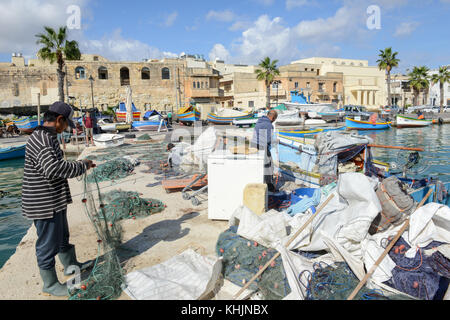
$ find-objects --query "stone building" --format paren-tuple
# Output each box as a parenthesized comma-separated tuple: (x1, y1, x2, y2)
(293, 57, 387, 110)
(215, 62, 344, 111)
(0, 53, 223, 117)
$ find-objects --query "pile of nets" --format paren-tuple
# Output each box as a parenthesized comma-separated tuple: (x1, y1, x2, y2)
(383, 237, 450, 300)
(101, 190, 166, 226)
(86, 158, 135, 183)
(216, 227, 291, 300)
(301, 262, 412, 300)
(137, 134, 152, 141)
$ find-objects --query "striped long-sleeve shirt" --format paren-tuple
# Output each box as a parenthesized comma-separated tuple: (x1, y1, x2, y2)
(22, 126, 88, 220)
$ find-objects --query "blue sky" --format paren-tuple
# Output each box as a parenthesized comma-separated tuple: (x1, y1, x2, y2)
(0, 0, 449, 72)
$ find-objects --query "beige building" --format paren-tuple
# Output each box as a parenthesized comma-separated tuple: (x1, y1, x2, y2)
(293, 57, 387, 110)
(0, 53, 222, 117)
(216, 61, 344, 110)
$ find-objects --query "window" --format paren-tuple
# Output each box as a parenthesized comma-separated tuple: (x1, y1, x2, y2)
(197, 81, 200, 89)
(201, 82, 204, 89)
(93, 56, 99, 61)
(98, 67, 108, 80)
(333, 82, 337, 93)
(295, 82, 299, 89)
(206, 81, 209, 89)
(141, 67, 150, 80)
(75, 66, 86, 80)
(12, 83, 19, 96)
(162, 67, 170, 80)
(306, 82, 310, 88)
(120, 67, 130, 86)
(305, 68, 308, 71)
(318, 83, 324, 92)
(272, 82, 279, 89)
(193, 82, 196, 88)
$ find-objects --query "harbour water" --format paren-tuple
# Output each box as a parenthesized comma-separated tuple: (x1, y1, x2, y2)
(0, 125, 449, 269)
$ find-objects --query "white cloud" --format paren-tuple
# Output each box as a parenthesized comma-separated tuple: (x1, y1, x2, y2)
(164, 11, 178, 27)
(231, 15, 300, 65)
(206, 10, 235, 22)
(286, 0, 315, 10)
(209, 44, 231, 62)
(394, 21, 420, 37)
(79, 29, 178, 61)
(0, 0, 88, 55)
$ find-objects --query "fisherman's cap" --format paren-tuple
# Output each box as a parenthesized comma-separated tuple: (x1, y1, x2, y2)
(49, 101, 75, 128)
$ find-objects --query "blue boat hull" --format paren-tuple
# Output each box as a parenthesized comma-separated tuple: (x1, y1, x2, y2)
(0, 145, 26, 161)
(132, 121, 166, 131)
(345, 118, 391, 130)
(410, 182, 450, 206)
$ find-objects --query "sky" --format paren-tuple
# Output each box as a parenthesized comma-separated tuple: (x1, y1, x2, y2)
(0, 0, 449, 73)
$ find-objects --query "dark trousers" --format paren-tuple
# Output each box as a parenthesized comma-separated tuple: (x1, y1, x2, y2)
(34, 209, 72, 270)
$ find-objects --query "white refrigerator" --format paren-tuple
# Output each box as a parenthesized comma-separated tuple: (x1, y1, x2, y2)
(208, 149, 266, 221)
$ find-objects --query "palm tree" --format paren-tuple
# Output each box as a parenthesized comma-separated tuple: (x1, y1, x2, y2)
(377, 47, 400, 106)
(431, 66, 450, 113)
(35, 26, 81, 102)
(408, 66, 430, 106)
(255, 57, 280, 109)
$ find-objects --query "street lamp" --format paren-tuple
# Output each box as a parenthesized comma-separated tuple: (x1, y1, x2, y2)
(89, 75, 95, 110)
(273, 80, 281, 107)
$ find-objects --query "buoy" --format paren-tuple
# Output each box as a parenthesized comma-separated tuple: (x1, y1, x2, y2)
(413, 281, 419, 289)
(219, 248, 224, 254)
(81, 285, 87, 291)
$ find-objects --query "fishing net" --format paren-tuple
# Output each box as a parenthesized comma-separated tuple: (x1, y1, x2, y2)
(216, 227, 291, 300)
(69, 173, 125, 300)
(300, 261, 413, 300)
(69, 151, 167, 300)
(137, 134, 152, 141)
(86, 158, 136, 183)
(101, 190, 166, 228)
(382, 237, 450, 300)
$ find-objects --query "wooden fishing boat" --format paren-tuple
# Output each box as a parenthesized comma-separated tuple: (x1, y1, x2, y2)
(93, 134, 125, 148)
(177, 106, 201, 124)
(396, 115, 433, 128)
(0, 144, 26, 161)
(345, 117, 391, 130)
(207, 109, 252, 125)
(116, 102, 141, 122)
(278, 129, 324, 139)
(132, 120, 166, 131)
(409, 181, 449, 206)
(13, 117, 43, 134)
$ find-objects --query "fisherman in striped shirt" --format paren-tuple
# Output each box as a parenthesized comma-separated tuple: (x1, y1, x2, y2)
(22, 101, 96, 297)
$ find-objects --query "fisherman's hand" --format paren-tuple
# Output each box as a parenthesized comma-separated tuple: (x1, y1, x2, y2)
(84, 160, 96, 170)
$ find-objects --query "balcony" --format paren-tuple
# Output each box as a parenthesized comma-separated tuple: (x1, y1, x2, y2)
(191, 88, 221, 98)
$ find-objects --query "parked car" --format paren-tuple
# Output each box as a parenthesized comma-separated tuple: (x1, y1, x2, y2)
(423, 106, 449, 113)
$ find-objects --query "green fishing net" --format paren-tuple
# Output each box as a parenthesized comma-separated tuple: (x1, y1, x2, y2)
(302, 262, 414, 300)
(86, 158, 135, 183)
(216, 227, 291, 300)
(137, 134, 152, 141)
(101, 190, 166, 226)
(69, 146, 167, 300)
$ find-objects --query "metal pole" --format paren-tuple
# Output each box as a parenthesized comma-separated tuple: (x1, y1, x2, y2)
(37, 93, 41, 125)
(65, 65, 69, 103)
(90, 79, 95, 109)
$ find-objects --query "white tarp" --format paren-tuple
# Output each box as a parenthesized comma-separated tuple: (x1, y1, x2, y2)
(181, 127, 218, 169)
(124, 249, 222, 300)
(230, 173, 381, 259)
